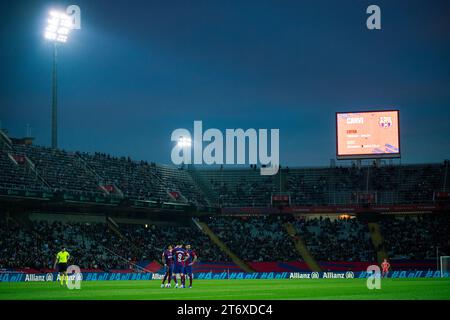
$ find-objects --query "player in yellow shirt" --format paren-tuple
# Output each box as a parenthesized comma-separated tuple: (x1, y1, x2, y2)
(53, 247, 70, 286)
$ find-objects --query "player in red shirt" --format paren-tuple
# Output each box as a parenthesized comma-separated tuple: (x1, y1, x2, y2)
(381, 258, 390, 278)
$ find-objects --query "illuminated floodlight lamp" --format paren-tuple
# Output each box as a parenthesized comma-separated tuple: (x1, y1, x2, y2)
(44, 10, 75, 149)
(177, 137, 192, 148)
(44, 10, 73, 43)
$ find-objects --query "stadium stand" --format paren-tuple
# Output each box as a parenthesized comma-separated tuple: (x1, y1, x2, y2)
(118, 222, 229, 262)
(0, 136, 449, 273)
(1, 213, 448, 272)
(292, 216, 376, 262)
(193, 168, 279, 207)
(0, 150, 46, 192)
(205, 215, 300, 262)
(79, 152, 167, 200)
(193, 163, 446, 207)
(379, 215, 450, 260)
(0, 218, 226, 271)
(0, 217, 137, 271)
(10, 144, 104, 196)
(0, 138, 209, 204)
(1, 138, 447, 207)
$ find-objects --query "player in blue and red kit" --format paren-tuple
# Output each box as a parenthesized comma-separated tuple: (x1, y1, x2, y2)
(173, 243, 189, 288)
(184, 244, 197, 288)
(161, 245, 174, 288)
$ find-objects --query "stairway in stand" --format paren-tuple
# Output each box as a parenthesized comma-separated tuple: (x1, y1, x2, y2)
(197, 221, 255, 273)
(284, 222, 322, 272)
(368, 222, 388, 264)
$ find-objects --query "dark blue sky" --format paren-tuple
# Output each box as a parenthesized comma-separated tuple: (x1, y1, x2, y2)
(1, 0, 449, 166)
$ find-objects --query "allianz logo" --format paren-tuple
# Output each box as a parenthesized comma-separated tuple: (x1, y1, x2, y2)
(323, 271, 354, 279)
(152, 273, 164, 280)
(25, 273, 54, 282)
(289, 271, 355, 279)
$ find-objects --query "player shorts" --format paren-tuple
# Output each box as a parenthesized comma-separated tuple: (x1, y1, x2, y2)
(173, 264, 184, 274)
(184, 265, 192, 275)
(165, 264, 174, 274)
(58, 263, 68, 272)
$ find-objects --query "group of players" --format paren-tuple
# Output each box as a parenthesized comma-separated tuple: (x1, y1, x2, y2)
(52, 244, 198, 288)
(53, 246, 389, 289)
(161, 244, 197, 288)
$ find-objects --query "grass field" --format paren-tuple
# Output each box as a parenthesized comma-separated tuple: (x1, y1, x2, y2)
(0, 278, 449, 300)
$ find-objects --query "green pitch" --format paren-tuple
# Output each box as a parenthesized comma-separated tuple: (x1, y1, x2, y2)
(0, 279, 449, 300)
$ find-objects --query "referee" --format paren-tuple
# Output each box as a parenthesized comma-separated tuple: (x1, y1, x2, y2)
(53, 247, 70, 286)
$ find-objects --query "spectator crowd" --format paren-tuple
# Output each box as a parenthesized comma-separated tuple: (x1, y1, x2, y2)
(0, 218, 226, 271)
(205, 215, 299, 262)
(1, 213, 449, 271)
(379, 215, 450, 260)
(292, 216, 376, 262)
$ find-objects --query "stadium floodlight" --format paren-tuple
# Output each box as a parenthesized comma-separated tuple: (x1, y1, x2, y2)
(44, 10, 73, 149)
(178, 137, 192, 148)
(44, 10, 72, 43)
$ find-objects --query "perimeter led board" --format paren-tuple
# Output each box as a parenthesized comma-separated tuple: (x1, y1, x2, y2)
(336, 110, 400, 160)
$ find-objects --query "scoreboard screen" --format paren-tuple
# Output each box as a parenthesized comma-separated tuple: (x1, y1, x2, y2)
(336, 110, 400, 159)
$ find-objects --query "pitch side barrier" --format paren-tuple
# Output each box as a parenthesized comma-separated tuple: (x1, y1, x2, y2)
(0, 271, 448, 283)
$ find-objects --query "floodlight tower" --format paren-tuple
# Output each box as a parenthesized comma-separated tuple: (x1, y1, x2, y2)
(44, 10, 72, 149)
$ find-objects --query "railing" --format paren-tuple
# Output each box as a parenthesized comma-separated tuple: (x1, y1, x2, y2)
(218, 190, 439, 207)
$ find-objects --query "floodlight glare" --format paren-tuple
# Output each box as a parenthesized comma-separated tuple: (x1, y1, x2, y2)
(44, 32, 56, 40)
(44, 10, 73, 43)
